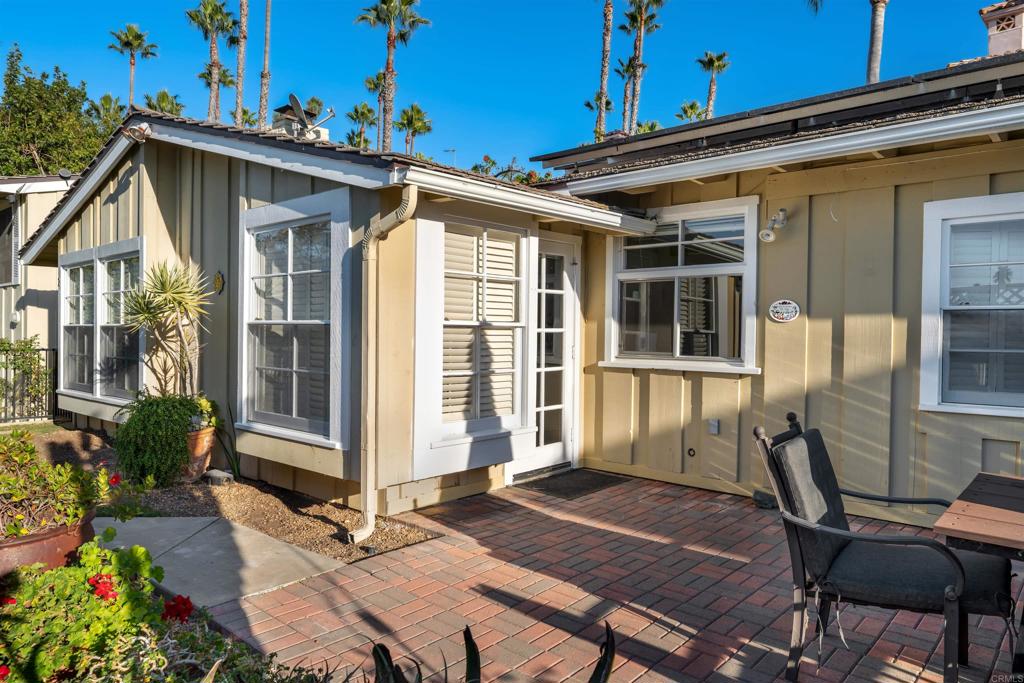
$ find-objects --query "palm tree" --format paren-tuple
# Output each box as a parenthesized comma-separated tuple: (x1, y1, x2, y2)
(258, 0, 272, 128)
(305, 96, 324, 117)
(594, 0, 614, 142)
(619, 0, 663, 134)
(675, 100, 704, 123)
(394, 103, 431, 155)
(143, 90, 185, 116)
(87, 94, 126, 137)
(346, 129, 371, 148)
(346, 102, 377, 149)
(355, 0, 430, 152)
(697, 50, 729, 119)
(614, 57, 637, 133)
(808, 0, 888, 84)
(199, 63, 236, 111)
(234, 0, 249, 128)
(365, 71, 386, 150)
(584, 91, 613, 140)
(187, 0, 238, 121)
(635, 120, 661, 133)
(231, 107, 257, 127)
(108, 24, 157, 107)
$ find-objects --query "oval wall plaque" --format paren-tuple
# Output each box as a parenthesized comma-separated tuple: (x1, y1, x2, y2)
(768, 299, 800, 323)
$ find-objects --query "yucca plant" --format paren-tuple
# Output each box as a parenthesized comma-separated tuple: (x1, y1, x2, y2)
(123, 263, 211, 397)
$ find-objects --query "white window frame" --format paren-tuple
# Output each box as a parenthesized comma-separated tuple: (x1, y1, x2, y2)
(0, 197, 20, 288)
(57, 237, 145, 405)
(602, 195, 760, 374)
(236, 187, 350, 450)
(921, 192, 1024, 418)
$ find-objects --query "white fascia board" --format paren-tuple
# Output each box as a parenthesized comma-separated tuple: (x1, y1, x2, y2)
(564, 99, 1024, 194)
(0, 180, 72, 195)
(22, 134, 135, 264)
(401, 166, 655, 235)
(148, 124, 397, 189)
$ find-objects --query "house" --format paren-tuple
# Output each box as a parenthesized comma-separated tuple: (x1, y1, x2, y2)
(20, 1, 1024, 530)
(0, 175, 71, 347)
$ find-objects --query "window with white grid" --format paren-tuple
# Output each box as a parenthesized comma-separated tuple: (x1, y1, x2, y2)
(63, 264, 94, 393)
(100, 256, 140, 398)
(442, 225, 521, 423)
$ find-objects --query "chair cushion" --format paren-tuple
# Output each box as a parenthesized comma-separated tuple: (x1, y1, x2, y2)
(772, 429, 850, 579)
(823, 540, 1013, 616)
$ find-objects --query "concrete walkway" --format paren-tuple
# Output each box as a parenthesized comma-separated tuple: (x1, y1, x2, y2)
(95, 517, 345, 607)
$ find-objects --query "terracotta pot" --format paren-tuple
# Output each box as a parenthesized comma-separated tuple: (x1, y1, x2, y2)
(182, 426, 216, 483)
(0, 511, 96, 577)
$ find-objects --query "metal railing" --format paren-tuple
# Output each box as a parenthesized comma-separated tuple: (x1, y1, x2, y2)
(0, 348, 61, 423)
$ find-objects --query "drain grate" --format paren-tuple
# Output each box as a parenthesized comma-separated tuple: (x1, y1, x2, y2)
(515, 468, 627, 500)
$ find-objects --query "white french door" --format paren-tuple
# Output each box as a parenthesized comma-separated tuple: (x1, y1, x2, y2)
(507, 237, 580, 482)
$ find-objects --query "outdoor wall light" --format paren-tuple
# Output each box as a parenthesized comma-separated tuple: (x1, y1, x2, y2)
(120, 122, 152, 143)
(759, 208, 788, 243)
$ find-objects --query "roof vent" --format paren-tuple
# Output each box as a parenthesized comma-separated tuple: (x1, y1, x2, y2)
(980, 0, 1024, 56)
(270, 93, 335, 141)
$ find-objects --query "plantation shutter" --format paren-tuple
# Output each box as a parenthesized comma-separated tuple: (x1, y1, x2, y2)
(441, 225, 521, 422)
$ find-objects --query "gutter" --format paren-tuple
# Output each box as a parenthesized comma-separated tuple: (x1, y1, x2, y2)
(348, 184, 419, 545)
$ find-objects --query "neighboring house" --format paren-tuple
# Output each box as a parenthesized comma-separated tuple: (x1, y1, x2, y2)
(20, 2, 1024, 526)
(0, 175, 71, 348)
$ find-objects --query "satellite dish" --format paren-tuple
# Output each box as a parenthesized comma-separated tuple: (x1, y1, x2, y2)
(288, 93, 310, 128)
(57, 169, 73, 181)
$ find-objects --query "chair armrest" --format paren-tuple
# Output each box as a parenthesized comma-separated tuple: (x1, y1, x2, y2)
(779, 510, 965, 598)
(839, 488, 952, 508)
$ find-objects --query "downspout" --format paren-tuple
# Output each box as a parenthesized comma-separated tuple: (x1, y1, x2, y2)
(348, 183, 418, 545)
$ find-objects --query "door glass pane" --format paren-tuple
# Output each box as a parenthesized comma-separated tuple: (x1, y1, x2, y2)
(542, 256, 563, 290)
(543, 293, 563, 329)
(542, 332, 563, 367)
(543, 370, 562, 408)
(542, 409, 562, 445)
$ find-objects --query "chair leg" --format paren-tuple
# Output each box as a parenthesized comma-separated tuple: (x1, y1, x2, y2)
(943, 598, 960, 683)
(786, 585, 807, 682)
(958, 609, 969, 666)
(816, 598, 832, 637)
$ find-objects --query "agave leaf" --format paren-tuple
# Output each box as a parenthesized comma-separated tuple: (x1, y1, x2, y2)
(200, 658, 225, 682)
(463, 626, 481, 683)
(587, 622, 616, 683)
(372, 642, 397, 683)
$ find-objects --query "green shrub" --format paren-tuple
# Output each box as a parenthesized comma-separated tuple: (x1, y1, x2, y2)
(115, 393, 215, 487)
(0, 531, 164, 682)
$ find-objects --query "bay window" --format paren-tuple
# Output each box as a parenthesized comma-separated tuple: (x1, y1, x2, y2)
(608, 196, 758, 371)
(442, 225, 522, 425)
(922, 193, 1024, 414)
(59, 238, 142, 399)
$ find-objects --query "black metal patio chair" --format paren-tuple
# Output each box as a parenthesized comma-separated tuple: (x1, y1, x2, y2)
(753, 413, 1014, 683)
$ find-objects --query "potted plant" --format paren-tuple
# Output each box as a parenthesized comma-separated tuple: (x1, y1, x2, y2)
(0, 431, 144, 576)
(120, 263, 221, 484)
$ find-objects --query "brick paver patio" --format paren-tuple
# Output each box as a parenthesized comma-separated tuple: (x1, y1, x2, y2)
(207, 475, 1020, 682)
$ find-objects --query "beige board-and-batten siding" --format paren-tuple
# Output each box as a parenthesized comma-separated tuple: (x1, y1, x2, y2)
(0, 191, 61, 347)
(581, 139, 1024, 525)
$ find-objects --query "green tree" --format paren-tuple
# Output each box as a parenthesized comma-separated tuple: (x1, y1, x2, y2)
(86, 93, 126, 138)
(187, 0, 238, 121)
(199, 63, 235, 91)
(696, 50, 729, 119)
(471, 155, 552, 185)
(635, 119, 661, 133)
(346, 102, 377, 149)
(365, 71, 386, 150)
(584, 91, 613, 141)
(305, 96, 324, 117)
(675, 100, 704, 123)
(345, 129, 370, 148)
(808, 0, 888, 84)
(144, 89, 185, 116)
(394, 103, 431, 155)
(594, 0, 614, 142)
(231, 106, 257, 127)
(0, 46, 103, 175)
(108, 24, 157, 107)
(619, 0, 663, 134)
(356, 0, 430, 152)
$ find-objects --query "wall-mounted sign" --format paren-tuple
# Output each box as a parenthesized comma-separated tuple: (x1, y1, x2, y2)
(768, 299, 800, 323)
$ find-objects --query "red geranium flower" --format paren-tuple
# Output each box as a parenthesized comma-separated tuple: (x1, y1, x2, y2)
(0, 664, 10, 679)
(1, 597, 15, 606)
(161, 594, 194, 623)
(108, 473, 122, 486)
(88, 574, 117, 601)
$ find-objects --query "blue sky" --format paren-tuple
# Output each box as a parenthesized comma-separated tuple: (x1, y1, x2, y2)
(2, 0, 989, 170)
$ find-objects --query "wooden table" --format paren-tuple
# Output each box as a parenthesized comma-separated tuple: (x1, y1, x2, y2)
(934, 472, 1024, 673)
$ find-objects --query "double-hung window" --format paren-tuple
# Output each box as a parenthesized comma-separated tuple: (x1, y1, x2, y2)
(59, 238, 142, 399)
(442, 225, 522, 426)
(609, 196, 758, 371)
(922, 193, 1024, 414)
(247, 221, 332, 436)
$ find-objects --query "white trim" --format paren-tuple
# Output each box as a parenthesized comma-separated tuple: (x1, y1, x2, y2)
(564, 100, 1024, 194)
(22, 135, 134, 264)
(598, 359, 762, 374)
(147, 123, 396, 190)
(238, 186, 351, 450)
(234, 421, 343, 450)
(56, 389, 131, 409)
(920, 191, 1024, 414)
(605, 196, 759, 372)
(402, 165, 655, 235)
(0, 180, 73, 195)
(430, 426, 537, 449)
